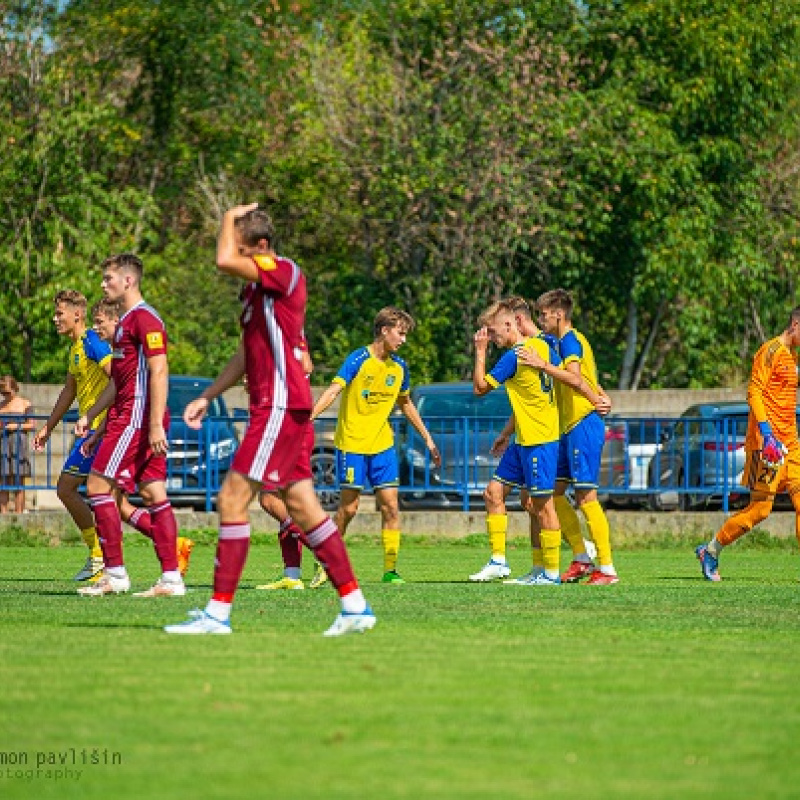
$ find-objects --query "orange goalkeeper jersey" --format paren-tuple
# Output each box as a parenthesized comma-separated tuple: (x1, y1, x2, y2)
(745, 337, 799, 451)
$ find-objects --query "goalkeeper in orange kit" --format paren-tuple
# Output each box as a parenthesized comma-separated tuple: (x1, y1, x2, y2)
(696, 308, 800, 580)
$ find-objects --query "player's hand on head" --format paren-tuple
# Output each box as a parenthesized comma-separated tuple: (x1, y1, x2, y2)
(226, 203, 259, 219)
(184, 397, 209, 430)
(474, 327, 489, 350)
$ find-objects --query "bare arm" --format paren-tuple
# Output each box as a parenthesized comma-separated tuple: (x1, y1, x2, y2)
(396, 394, 442, 467)
(184, 342, 246, 430)
(75, 379, 116, 436)
(490, 415, 516, 457)
(472, 327, 493, 396)
(311, 382, 343, 421)
(34, 375, 78, 449)
(147, 352, 169, 456)
(216, 203, 261, 282)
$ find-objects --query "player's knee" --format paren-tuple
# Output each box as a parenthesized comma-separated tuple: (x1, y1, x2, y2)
(483, 482, 504, 510)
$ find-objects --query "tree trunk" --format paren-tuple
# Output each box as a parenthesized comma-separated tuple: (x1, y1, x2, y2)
(631, 299, 666, 390)
(618, 296, 637, 389)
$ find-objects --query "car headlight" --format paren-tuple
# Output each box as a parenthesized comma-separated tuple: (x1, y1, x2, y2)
(210, 439, 236, 460)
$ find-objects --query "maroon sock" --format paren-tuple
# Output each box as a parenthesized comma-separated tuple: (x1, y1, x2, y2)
(278, 518, 303, 570)
(212, 522, 251, 601)
(303, 517, 358, 596)
(89, 493, 124, 568)
(127, 507, 154, 540)
(149, 501, 179, 573)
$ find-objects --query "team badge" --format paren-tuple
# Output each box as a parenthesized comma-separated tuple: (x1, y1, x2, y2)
(254, 255, 277, 272)
(385, 375, 396, 386)
(146, 331, 164, 349)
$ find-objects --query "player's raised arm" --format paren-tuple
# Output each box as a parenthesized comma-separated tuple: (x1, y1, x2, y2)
(473, 327, 493, 396)
(216, 203, 261, 281)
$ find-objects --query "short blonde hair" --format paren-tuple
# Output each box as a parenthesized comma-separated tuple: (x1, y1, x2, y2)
(373, 307, 415, 339)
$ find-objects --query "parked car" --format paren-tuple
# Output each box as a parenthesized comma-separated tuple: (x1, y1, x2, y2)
(647, 402, 751, 511)
(605, 417, 673, 508)
(164, 375, 242, 508)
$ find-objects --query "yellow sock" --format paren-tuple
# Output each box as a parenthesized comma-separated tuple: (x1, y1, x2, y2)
(382, 529, 401, 573)
(582, 500, 613, 567)
(81, 527, 102, 559)
(554, 495, 586, 558)
(486, 514, 507, 561)
(540, 528, 561, 577)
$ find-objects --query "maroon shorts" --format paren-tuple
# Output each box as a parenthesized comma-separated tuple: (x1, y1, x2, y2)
(233, 407, 313, 489)
(91, 413, 167, 489)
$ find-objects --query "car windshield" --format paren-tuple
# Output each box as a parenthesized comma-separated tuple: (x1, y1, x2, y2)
(168, 384, 223, 417)
(417, 389, 511, 418)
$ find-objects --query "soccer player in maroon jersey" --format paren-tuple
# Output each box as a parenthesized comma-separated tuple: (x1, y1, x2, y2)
(75, 254, 185, 598)
(165, 204, 376, 636)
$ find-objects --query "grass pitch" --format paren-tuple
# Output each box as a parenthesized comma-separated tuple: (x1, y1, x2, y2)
(1, 535, 800, 799)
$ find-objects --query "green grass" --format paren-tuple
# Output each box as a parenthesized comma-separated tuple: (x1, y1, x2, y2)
(2, 537, 800, 799)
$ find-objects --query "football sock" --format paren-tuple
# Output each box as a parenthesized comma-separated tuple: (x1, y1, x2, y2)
(382, 528, 401, 572)
(162, 570, 181, 582)
(127, 507, 154, 539)
(278, 517, 303, 570)
(303, 517, 359, 594)
(706, 536, 722, 557)
(486, 514, 507, 562)
(716, 499, 773, 546)
(554, 495, 587, 558)
(106, 565, 128, 579)
(582, 500, 613, 568)
(81, 526, 103, 559)
(540, 528, 561, 579)
(340, 588, 367, 614)
(150, 501, 179, 573)
(206, 599, 232, 622)
(88, 493, 124, 568)
(212, 522, 251, 602)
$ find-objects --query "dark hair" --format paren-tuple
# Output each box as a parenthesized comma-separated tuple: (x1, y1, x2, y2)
(91, 297, 122, 320)
(234, 209, 275, 248)
(373, 307, 415, 339)
(536, 288, 573, 321)
(0, 375, 19, 394)
(101, 253, 144, 283)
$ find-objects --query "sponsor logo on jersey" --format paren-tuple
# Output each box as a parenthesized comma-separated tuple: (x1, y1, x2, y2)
(254, 255, 277, 272)
(146, 331, 164, 349)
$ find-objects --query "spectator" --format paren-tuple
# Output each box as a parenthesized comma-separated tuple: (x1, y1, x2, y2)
(0, 375, 34, 514)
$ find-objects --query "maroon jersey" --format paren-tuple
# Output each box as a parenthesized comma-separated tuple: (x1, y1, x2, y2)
(240, 254, 312, 411)
(110, 301, 169, 426)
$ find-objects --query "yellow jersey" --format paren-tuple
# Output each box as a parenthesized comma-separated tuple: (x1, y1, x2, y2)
(485, 336, 559, 446)
(332, 346, 410, 454)
(68, 329, 112, 424)
(554, 328, 600, 435)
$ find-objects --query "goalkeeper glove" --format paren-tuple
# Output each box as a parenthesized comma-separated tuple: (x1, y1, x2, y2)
(758, 421, 788, 467)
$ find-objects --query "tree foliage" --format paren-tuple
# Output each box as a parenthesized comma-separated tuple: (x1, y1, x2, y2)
(1, 0, 799, 388)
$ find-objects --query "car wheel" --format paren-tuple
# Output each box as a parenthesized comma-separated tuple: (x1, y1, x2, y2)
(311, 449, 339, 511)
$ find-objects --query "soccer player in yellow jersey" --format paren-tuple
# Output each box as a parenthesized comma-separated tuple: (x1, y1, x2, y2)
(33, 290, 112, 581)
(696, 308, 800, 581)
(311, 307, 441, 584)
(473, 299, 608, 584)
(532, 289, 619, 585)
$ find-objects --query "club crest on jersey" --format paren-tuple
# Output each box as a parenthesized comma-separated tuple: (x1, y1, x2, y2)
(146, 331, 164, 349)
(254, 255, 277, 272)
(385, 375, 396, 386)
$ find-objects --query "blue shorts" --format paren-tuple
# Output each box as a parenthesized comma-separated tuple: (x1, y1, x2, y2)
(335, 447, 399, 491)
(62, 433, 98, 479)
(557, 412, 605, 489)
(494, 441, 558, 496)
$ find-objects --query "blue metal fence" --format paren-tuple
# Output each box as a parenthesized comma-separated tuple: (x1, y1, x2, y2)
(3, 412, 760, 513)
